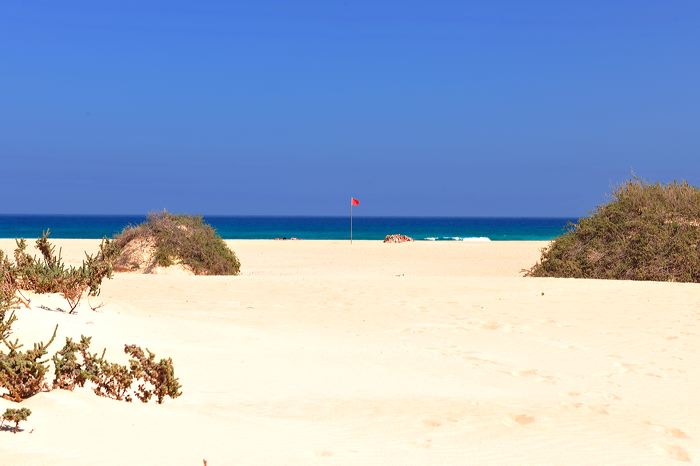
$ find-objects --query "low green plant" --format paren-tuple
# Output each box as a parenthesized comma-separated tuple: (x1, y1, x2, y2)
(126, 345, 182, 403)
(0, 310, 17, 344)
(0, 250, 21, 314)
(52, 335, 102, 390)
(52, 335, 182, 404)
(0, 235, 181, 406)
(0, 321, 57, 401)
(1, 407, 31, 433)
(527, 179, 700, 282)
(11, 231, 114, 313)
(91, 358, 136, 402)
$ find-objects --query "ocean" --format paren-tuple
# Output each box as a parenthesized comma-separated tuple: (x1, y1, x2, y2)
(0, 215, 575, 241)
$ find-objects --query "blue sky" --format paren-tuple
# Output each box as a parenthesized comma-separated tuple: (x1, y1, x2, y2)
(1, 1, 698, 216)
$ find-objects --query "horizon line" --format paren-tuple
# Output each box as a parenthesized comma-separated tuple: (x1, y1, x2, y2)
(0, 213, 580, 219)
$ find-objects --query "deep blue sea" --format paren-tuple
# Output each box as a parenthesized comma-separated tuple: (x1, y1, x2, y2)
(0, 216, 575, 241)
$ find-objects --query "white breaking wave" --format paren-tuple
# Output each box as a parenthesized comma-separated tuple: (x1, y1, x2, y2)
(422, 236, 491, 242)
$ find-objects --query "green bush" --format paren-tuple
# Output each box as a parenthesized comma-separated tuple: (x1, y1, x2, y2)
(110, 212, 240, 275)
(527, 179, 700, 282)
(0, 313, 182, 403)
(52, 335, 101, 390)
(0, 234, 182, 405)
(0, 251, 21, 313)
(126, 344, 182, 403)
(91, 358, 136, 402)
(52, 334, 182, 404)
(10, 231, 114, 313)
(0, 322, 57, 401)
(1, 407, 31, 433)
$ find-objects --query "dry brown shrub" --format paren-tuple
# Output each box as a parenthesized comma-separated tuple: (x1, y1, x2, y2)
(527, 179, 700, 282)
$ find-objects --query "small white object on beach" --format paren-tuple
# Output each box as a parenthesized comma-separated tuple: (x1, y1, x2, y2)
(422, 236, 491, 242)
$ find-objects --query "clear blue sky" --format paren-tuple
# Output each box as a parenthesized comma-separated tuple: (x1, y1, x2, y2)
(1, 1, 698, 216)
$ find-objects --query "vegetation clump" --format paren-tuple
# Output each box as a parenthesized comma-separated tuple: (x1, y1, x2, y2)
(0, 312, 181, 404)
(0, 318, 57, 401)
(125, 345, 182, 403)
(1, 250, 24, 310)
(52, 335, 182, 404)
(90, 357, 136, 402)
(1, 407, 31, 433)
(51, 335, 100, 390)
(4, 231, 114, 313)
(527, 180, 700, 282)
(0, 233, 180, 425)
(108, 212, 240, 275)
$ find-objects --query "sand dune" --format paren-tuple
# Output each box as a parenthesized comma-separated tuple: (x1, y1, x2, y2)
(1, 240, 698, 464)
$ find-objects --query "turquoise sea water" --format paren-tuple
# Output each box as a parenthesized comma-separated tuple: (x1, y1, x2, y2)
(0, 216, 575, 241)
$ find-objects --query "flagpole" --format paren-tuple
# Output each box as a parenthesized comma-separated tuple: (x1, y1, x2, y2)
(350, 197, 353, 244)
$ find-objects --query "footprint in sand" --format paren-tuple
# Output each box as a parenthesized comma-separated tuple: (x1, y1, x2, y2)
(587, 404, 609, 415)
(511, 414, 536, 425)
(648, 423, 690, 440)
(482, 321, 501, 330)
(648, 422, 692, 462)
(654, 444, 691, 462)
(423, 418, 442, 428)
(613, 361, 638, 374)
(422, 416, 460, 429)
(511, 368, 557, 384)
(411, 438, 433, 449)
(481, 321, 514, 333)
(666, 427, 690, 439)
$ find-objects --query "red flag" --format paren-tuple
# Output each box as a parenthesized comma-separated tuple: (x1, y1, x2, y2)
(351, 197, 360, 206)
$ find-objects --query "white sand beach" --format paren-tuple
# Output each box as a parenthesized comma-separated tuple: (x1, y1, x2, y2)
(1, 239, 698, 465)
